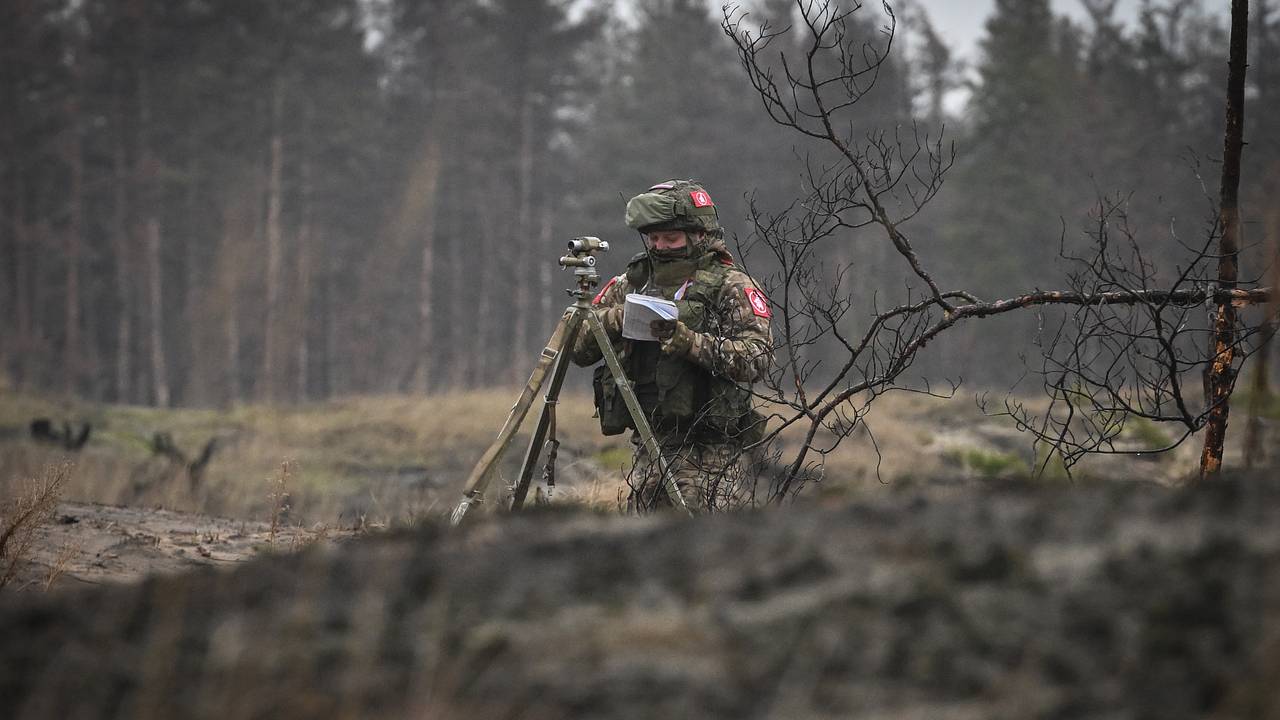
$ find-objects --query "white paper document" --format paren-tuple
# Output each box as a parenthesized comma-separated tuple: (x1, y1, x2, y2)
(622, 293, 679, 340)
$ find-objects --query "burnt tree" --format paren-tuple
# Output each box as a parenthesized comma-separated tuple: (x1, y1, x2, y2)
(721, 0, 1274, 500)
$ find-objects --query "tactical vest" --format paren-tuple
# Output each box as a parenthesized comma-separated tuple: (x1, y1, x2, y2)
(592, 252, 759, 442)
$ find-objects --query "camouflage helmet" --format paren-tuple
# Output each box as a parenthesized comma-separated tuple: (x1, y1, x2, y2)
(624, 179, 722, 238)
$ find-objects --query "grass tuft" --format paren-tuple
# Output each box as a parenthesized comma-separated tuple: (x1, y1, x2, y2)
(945, 447, 1028, 479)
(1123, 417, 1171, 452)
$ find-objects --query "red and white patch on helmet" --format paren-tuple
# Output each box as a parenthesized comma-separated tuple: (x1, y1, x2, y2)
(689, 190, 714, 207)
(593, 276, 618, 305)
(744, 286, 771, 318)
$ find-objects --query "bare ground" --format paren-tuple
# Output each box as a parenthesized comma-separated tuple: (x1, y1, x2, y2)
(7, 500, 361, 592)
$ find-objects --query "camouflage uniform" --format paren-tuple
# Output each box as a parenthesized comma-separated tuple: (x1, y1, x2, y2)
(571, 180, 773, 512)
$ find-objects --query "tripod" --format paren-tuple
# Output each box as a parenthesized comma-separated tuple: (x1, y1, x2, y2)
(450, 238, 690, 526)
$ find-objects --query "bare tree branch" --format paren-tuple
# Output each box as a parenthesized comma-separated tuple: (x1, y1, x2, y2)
(719, 0, 1272, 502)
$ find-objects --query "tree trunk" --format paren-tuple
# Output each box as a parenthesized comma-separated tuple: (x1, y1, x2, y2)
(1242, 2, 1279, 469)
(323, 230, 339, 399)
(1198, 0, 1250, 480)
(509, 92, 537, 385)
(218, 200, 244, 405)
(294, 104, 316, 402)
(1243, 182, 1279, 468)
(445, 183, 469, 390)
(261, 75, 285, 403)
(145, 217, 169, 407)
(111, 77, 134, 404)
(63, 89, 84, 398)
(13, 177, 32, 392)
(409, 131, 443, 395)
(226, 268, 242, 406)
(0, 172, 9, 387)
(136, 24, 169, 407)
(3, 0, 32, 391)
(473, 173, 504, 387)
(538, 204, 554, 336)
(295, 232, 312, 403)
(175, 155, 201, 405)
(296, 232, 313, 403)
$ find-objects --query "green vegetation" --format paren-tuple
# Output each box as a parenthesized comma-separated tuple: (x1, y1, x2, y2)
(595, 446, 634, 473)
(1234, 388, 1280, 421)
(1123, 417, 1171, 452)
(945, 447, 1029, 479)
(1030, 445, 1072, 482)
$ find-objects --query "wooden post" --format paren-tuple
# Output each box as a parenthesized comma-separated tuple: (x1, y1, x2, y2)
(1198, 0, 1250, 480)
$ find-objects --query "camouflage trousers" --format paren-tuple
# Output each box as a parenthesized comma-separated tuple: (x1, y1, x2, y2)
(627, 434, 749, 513)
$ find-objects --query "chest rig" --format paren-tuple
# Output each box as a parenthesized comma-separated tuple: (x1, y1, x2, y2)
(592, 252, 756, 441)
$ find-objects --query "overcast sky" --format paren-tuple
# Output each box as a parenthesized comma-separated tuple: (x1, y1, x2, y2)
(910, 0, 1149, 63)
(904, 0, 1230, 113)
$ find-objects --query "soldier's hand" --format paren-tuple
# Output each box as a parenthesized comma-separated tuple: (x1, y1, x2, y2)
(657, 320, 696, 357)
(599, 306, 625, 339)
(650, 319, 677, 340)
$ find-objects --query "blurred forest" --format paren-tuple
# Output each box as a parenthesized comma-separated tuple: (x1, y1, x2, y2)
(1, 0, 1276, 408)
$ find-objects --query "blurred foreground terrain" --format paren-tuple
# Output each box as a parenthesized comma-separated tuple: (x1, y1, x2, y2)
(1, 391, 1278, 718)
(3, 473, 1279, 719)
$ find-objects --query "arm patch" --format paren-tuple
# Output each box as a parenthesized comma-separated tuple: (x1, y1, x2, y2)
(744, 287, 771, 318)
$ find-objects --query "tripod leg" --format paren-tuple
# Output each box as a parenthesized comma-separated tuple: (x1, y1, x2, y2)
(451, 311, 576, 526)
(585, 311, 692, 516)
(510, 309, 584, 510)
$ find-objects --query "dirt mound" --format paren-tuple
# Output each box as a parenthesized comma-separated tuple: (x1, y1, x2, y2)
(2, 474, 1279, 719)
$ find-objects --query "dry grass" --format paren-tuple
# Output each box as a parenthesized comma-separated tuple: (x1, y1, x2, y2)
(0, 462, 72, 591)
(0, 390, 620, 527)
(41, 538, 81, 592)
(551, 471, 631, 513)
(0, 387, 1217, 533)
(758, 389, 1207, 498)
(267, 459, 294, 545)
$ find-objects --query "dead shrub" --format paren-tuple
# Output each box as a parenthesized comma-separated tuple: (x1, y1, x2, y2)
(0, 462, 72, 591)
(268, 459, 294, 545)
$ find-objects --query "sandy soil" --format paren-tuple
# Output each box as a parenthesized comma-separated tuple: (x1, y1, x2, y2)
(8, 501, 360, 592)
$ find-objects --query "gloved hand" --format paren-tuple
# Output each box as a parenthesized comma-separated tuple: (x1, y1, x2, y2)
(651, 319, 696, 357)
(598, 305, 625, 340)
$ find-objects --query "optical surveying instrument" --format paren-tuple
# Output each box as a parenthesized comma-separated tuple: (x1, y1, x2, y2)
(450, 237, 690, 525)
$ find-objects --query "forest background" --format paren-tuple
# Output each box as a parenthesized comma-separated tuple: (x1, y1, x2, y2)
(2, 0, 1276, 409)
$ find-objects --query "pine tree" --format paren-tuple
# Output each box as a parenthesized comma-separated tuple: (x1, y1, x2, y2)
(948, 0, 1081, 293)
(579, 0, 757, 228)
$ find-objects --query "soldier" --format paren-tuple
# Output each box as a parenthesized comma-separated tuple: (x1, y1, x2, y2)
(571, 180, 773, 511)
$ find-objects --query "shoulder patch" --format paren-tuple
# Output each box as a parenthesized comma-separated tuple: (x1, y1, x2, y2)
(593, 276, 618, 305)
(744, 286, 771, 318)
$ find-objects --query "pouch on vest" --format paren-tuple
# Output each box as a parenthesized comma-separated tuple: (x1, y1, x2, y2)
(647, 297, 706, 425)
(700, 380, 754, 435)
(735, 408, 768, 446)
(654, 359, 697, 423)
(592, 364, 630, 436)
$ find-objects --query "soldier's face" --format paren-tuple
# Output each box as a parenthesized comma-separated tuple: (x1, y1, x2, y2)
(647, 230, 692, 251)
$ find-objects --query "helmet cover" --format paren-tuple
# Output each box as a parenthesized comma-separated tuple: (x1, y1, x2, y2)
(624, 180, 721, 237)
